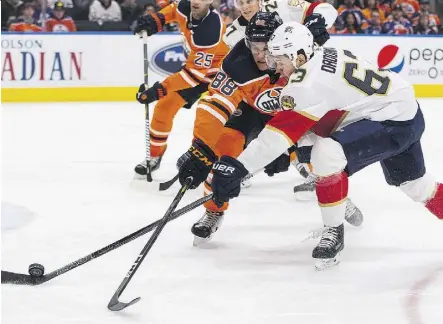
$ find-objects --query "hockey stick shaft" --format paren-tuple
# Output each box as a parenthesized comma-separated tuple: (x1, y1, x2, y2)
(143, 31, 152, 182)
(108, 177, 194, 311)
(1, 194, 212, 286)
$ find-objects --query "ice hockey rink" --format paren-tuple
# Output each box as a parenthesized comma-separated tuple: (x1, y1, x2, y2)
(2, 99, 443, 324)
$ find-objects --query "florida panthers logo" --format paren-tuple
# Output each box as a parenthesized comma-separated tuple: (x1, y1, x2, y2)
(254, 88, 283, 113)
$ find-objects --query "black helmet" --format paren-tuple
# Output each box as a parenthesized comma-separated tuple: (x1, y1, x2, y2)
(245, 11, 283, 45)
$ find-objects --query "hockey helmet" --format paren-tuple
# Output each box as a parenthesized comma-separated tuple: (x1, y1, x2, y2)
(245, 11, 283, 47)
(267, 22, 314, 69)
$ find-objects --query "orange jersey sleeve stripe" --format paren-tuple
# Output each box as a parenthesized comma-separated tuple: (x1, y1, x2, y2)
(200, 99, 232, 120)
(194, 107, 228, 148)
(161, 69, 198, 92)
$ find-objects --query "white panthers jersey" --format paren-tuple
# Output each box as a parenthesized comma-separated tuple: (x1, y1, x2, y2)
(223, 0, 337, 48)
(236, 47, 418, 173)
(282, 47, 417, 124)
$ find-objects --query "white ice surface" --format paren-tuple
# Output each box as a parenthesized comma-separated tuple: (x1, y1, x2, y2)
(1, 99, 443, 324)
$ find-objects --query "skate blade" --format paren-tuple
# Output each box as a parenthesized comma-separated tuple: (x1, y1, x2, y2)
(344, 201, 364, 227)
(314, 254, 341, 271)
(294, 190, 316, 201)
(241, 180, 252, 189)
(193, 235, 212, 247)
(345, 213, 363, 227)
(133, 173, 147, 180)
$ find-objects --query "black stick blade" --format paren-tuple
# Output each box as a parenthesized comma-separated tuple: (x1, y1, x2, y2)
(1, 270, 42, 285)
(108, 297, 141, 311)
(159, 174, 179, 191)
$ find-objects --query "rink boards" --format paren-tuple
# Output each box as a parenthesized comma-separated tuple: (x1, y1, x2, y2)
(1, 32, 442, 102)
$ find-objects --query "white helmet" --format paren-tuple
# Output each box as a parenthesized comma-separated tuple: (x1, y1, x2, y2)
(267, 22, 314, 68)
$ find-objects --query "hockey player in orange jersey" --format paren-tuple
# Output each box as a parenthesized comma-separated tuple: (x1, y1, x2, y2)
(133, 0, 229, 177)
(175, 11, 361, 245)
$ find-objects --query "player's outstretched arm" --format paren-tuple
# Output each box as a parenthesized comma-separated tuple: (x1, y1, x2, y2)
(132, 1, 178, 35)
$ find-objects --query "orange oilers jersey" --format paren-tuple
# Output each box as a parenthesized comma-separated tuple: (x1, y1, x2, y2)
(45, 17, 77, 32)
(159, 0, 229, 93)
(194, 40, 288, 148)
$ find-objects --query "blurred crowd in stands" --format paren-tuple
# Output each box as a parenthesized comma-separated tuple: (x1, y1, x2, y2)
(1, 0, 442, 34)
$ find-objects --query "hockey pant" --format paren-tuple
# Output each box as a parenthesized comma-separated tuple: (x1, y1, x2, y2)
(150, 82, 208, 157)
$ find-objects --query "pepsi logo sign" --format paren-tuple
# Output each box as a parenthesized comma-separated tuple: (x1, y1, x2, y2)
(377, 45, 405, 73)
(151, 43, 187, 76)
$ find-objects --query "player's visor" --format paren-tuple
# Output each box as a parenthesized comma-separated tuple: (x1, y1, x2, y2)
(265, 54, 290, 70)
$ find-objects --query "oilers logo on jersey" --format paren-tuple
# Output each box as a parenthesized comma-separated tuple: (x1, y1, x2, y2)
(254, 87, 283, 113)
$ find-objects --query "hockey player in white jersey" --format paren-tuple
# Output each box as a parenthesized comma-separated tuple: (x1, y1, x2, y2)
(209, 22, 443, 270)
(224, 0, 338, 48)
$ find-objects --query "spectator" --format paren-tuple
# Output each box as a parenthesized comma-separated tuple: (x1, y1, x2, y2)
(45, 1, 76, 31)
(2, 1, 16, 30)
(30, 0, 53, 25)
(412, 0, 441, 27)
(414, 12, 438, 33)
(143, 3, 156, 15)
(382, 4, 413, 33)
(9, 3, 42, 31)
(338, 0, 363, 14)
(378, 0, 394, 15)
(219, 0, 235, 12)
(121, 0, 142, 23)
(393, 0, 420, 12)
(72, 0, 95, 20)
(362, 0, 386, 21)
(365, 8, 384, 33)
(400, 1, 417, 20)
(89, 0, 122, 22)
(221, 8, 234, 26)
(336, 11, 365, 33)
(336, 0, 367, 30)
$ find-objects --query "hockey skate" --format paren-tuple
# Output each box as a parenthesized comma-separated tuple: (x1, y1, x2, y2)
(133, 156, 163, 179)
(302, 198, 363, 242)
(345, 198, 363, 227)
(312, 223, 344, 270)
(292, 158, 310, 178)
(191, 210, 224, 246)
(293, 173, 316, 201)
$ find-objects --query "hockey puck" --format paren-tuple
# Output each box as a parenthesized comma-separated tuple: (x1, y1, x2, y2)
(28, 263, 45, 278)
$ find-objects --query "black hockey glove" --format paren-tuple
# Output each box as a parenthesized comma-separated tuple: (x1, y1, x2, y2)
(177, 139, 218, 189)
(211, 156, 249, 208)
(133, 13, 165, 36)
(303, 13, 330, 46)
(264, 145, 296, 177)
(136, 82, 167, 104)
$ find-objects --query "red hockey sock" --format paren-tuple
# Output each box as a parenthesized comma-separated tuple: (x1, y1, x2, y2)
(425, 183, 443, 220)
(316, 171, 349, 227)
(316, 171, 349, 206)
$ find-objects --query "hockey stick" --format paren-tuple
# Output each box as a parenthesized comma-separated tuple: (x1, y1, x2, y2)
(159, 173, 179, 191)
(107, 177, 193, 311)
(1, 194, 212, 286)
(142, 30, 153, 182)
